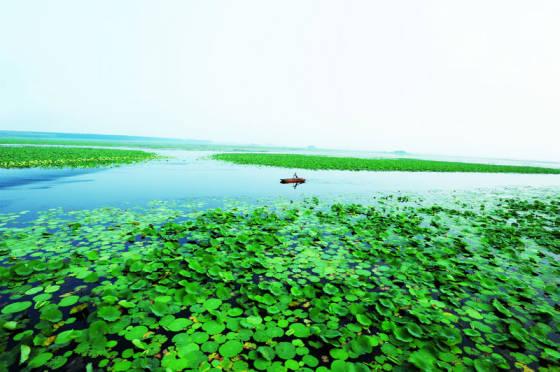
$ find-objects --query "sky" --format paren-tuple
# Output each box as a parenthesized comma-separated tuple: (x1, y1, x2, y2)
(1, 1, 559, 161)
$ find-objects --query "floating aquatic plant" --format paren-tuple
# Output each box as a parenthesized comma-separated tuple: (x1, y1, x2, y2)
(0, 192, 559, 371)
(213, 153, 560, 174)
(0, 146, 158, 169)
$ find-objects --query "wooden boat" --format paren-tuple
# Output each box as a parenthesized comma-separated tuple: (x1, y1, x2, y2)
(280, 177, 306, 184)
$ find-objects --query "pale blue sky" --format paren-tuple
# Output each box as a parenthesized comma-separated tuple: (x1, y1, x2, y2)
(1, 1, 559, 161)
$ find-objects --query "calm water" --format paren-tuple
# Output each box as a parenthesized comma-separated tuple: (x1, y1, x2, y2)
(1, 150, 560, 213)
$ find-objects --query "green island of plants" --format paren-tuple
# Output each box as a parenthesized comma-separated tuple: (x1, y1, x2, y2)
(0, 146, 158, 169)
(0, 191, 559, 371)
(212, 153, 560, 174)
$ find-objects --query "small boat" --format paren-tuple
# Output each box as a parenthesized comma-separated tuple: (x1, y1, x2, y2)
(280, 178, 306, 184)
(280, 173, 305, 186)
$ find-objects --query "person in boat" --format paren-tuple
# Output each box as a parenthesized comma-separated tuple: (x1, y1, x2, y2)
(293, 172, 299, 179)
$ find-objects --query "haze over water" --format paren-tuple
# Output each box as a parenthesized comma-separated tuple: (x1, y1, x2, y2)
(1, 1, 559, 161)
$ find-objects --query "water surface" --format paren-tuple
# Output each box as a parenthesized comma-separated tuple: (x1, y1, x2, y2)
(1, 150, 560, 213)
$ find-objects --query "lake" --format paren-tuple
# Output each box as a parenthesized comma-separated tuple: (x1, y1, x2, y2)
(1, 150, 560, 213)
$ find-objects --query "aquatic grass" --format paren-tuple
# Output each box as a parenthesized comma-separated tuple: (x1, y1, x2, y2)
(0, 146, 158, 169)
(0, 193, 559, 370)
(213, 153, 560, 174)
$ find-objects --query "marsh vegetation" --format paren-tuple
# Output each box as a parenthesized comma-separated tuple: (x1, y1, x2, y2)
(213, 154, 560, 174)
(1, 140, 559, 371)
(0, 192, 559, 371)
(0, 146, 157, 169)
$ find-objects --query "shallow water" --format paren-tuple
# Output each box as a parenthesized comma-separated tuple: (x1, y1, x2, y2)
(1, 150, 560, 213)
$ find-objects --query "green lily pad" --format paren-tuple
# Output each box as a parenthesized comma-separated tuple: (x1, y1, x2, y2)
(2, 301, 32, 314)
(28, 352, 53, 368)
(219, 340, 243, 358)
(20, 345, 31, 364)
(59, 295, 79, 307)
(40, 304, 63, 323)
(97, 306, 121, 322)
(275, 342, 296, 360)
(203, 298, 222, 311)
(330, 348, 349, 360)
(202, 321, 225, 335)
(289, 323, 310, 338)
(408, 348, 436, 370)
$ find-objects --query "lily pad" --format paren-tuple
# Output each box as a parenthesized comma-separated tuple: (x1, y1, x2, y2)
(2, 301, 32, 314)
(219, 340, 243, 358)
(97, 306, 121, 322)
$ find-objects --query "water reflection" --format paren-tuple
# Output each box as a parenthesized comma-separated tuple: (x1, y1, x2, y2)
(0, 168, 101, 189)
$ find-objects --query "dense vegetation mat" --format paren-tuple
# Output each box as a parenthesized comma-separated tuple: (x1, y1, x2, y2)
(0, 146, 157, 168)
(0, 193, 559, 371)
(213, 153, 560, 174)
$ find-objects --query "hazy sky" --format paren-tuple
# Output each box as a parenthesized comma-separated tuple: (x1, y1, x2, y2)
(1, 1, 559, 161)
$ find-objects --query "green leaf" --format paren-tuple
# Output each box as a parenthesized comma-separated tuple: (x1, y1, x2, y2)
(406, 323, 423, 337)
(97, 306, 121, 321)
(45, 285, 60, 293)
(86, 251, 99, 260)
(356, 314, 372, 326)
(118, 300, 135, 309)
(59, 295, 79, 307)
(245, 315, 263, 328)
(228, 308, 243, 317)
(167, 318, 191, 332)
(258, 346, 275, 361)
(408, 348, 436, 370)
(28, 352, 53, 368)
(155, 295, 172, 303)
(55, 330, 76, 344)
(394, 327, 413, 343)
(330, 348, 349, 360)
(439, 327, 462, 346)
(150, 301, 169, 316)
(3, 321, 18, 330)
(509, 321, 529, 343)
(14, 263, 33, 276)
(132, 339, 148, 350)
(113, 360, 132, 371)
(289, 323, 310, 338)
(349, 335, 373, 356)
(474, 358, 494, 372)
(203, 298, 222, 311)
(323, 283, 339, 295)
(285, 359, 299, 370)
(492, 299, 512, 317)
(303, 355, 319, 367)
(219, 340, 243, 358)
(2, 301, 32, 314)
(25, 286, 43, 295)
(330, 360, 350, 372)
(202, 320, 225, 335)
(275, 342, 296, 360)
(20, 345, 31, 365)
(543, 348, 560, 361)
(40, 304, 63, 323)
(465, 308, 484, 320)
(125, 325, 148, 340)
